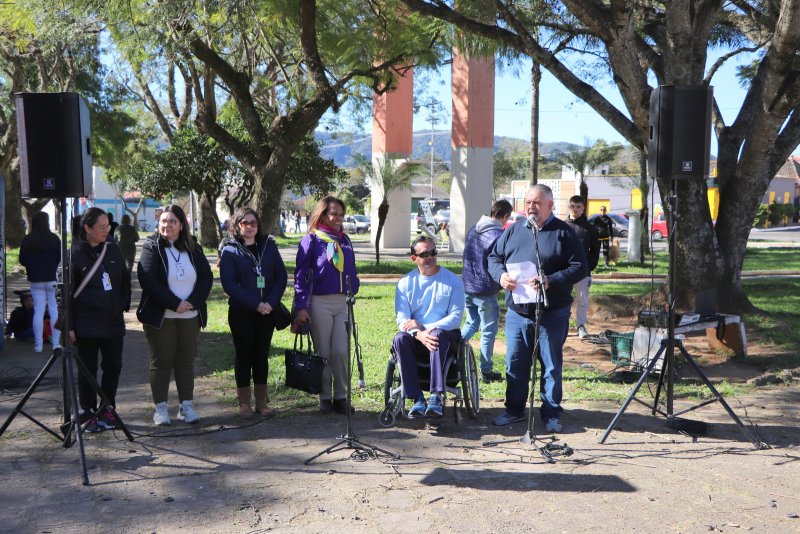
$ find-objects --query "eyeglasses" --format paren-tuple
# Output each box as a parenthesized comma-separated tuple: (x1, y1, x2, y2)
(94, 224, 110, 231)
(239, 220, 258, 228)
(161, 218, 180, 225)
(415, 249, 438, 259)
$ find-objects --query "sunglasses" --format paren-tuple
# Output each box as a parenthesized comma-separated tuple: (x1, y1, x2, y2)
(415, 250, 438, 259)
(239, 220, 258, 228)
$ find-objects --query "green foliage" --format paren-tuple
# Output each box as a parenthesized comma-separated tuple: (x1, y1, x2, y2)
(753, 204, 769, 227)
(493, 150, 528, 195)
(284, 137, 348, 198)
(766, 202, 795, 227)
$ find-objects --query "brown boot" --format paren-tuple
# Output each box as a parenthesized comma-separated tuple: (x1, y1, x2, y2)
(237, 387, 254, 419)
(254, 384, 274, 418)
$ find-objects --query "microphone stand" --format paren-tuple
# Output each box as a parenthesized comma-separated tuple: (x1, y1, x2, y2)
(305, 276, 397, 464)
(483, 219, 572, 462)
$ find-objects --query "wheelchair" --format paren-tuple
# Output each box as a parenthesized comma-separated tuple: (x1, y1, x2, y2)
(378, 335, 480, 428)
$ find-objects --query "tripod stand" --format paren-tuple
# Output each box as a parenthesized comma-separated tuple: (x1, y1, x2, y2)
(600, 178, 762, 448)
(0, 199, 134, 485)
(483, 221, 573, 462)
(305, 276, 397, 465)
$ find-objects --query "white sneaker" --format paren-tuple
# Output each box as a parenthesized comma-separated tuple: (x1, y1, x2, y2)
(545, 418, 562, 433)
(577, 325, 588, 339)
(153, 402, 171, 426)
(177, 400, 199, 424)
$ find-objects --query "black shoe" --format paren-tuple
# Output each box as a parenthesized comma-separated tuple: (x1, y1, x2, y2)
(332, 398, 355, 415)
(482, 370, 503, 383)
(320, 399, 334, 413)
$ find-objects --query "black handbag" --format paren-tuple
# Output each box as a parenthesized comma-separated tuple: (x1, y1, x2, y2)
(284, 334, 326, 394)
(272, 302, 292, 331)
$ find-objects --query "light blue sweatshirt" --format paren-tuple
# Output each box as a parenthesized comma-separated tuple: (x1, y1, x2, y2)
(395, 267, 464, 331)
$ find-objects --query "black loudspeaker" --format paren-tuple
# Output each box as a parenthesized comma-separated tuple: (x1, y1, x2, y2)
(15, 92, 92, 198)
(648, 85, 712, 179)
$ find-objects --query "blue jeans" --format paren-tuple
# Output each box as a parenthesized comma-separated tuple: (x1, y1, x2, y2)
(504, 306, 570, 420)
(460, 293, 500, 373)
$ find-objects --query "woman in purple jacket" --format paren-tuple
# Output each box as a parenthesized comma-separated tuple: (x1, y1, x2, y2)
(293, 196, 359, 414)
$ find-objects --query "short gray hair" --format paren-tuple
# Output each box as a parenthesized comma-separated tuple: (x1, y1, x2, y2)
(528, 184, 553, 200)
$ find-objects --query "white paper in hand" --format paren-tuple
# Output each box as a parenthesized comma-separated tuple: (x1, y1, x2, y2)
(506, 261, 540, 304)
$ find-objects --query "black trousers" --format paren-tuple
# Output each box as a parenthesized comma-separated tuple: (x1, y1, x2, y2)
(75, 336, 124, 411)
(228, 306, 276, 388)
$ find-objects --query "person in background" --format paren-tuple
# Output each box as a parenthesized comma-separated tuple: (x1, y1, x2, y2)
(137, 204, 213, 426)
(460, 199, 512, 383)
(69, 207, 131, 433)
(5, 290, 35, 342)
(293, 196, 359, 415)
(565, 195, 600, 339)
(19, 211, 61, 352)
(488, 185, 587, 432)
(393, 236, 465, 418)
(106, 212, 119, 244)
(219, 207, 287, 418)
(592, 206, 615, 267)
(115, 214, 140, 274)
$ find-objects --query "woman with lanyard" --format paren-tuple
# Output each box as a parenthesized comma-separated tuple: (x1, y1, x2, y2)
(293, 196, 360, 414)
(219, 207, 287, 418)
(69, 207, 131, 432)
(137, 204, 213, 426)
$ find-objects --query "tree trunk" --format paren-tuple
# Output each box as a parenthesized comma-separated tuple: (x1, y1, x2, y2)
(530, 61, 541, 185)
(638, 151, 650, 260)
(375, 201, 389, 265)
(2, 167, 25, 247)
(197, 192, 220, 249)
(579, 179, 588, 201)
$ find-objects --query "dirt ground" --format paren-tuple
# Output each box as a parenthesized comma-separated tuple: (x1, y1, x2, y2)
(1, 287, 799, 533)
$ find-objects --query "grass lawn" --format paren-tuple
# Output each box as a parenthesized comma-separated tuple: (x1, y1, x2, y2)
(199, 278, 800, 413)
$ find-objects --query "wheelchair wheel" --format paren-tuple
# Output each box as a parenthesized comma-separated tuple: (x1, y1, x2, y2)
(460, 342, 480, 419)
(379, 357, 403, 428)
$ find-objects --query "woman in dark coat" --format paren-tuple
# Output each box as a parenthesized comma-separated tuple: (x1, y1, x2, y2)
(137, 204, 213, 426)
(219, 207, 287, 418)
(69, 207, 131, 433)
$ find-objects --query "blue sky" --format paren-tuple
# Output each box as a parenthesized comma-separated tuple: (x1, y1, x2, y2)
(403, 53, 766, 156)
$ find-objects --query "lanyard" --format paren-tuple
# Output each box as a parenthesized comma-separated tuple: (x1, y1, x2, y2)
(167, 247, 181, 264)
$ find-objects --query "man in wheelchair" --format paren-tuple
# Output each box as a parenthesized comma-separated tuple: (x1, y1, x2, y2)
(392, 236, 465, 418)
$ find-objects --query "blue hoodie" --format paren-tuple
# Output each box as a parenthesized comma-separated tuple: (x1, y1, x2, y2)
(462, 215, 503, 296)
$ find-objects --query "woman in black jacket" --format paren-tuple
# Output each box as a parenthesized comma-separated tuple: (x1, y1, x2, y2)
(137, 205, 213, 426)
(19, 211, 62, 352)
(69, 207, 131, 433)
(219, 207, 287, 418)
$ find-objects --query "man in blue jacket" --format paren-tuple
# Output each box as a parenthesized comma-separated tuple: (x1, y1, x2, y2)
(488, 185, 587, 432)
(461, 199, 512, 382)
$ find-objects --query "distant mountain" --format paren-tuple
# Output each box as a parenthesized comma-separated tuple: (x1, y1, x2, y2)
(316, 130, 583, 168)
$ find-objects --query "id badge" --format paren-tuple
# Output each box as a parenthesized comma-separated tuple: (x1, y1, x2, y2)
(176, 263, 186, 281)
(256, 276, 266, 289)
(102, 272, 113, 291)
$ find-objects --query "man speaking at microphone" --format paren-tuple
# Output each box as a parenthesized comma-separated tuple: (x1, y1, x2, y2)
(488, 185, 587, 431)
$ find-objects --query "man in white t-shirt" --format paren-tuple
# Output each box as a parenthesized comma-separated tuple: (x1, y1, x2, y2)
(392, 236, 465, 418)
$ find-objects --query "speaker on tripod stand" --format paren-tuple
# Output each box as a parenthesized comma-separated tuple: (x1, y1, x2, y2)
(0, 93, 133, 486)
(601, 85, 762, 448)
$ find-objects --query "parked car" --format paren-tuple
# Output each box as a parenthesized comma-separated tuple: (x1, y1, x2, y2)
(416, 198, 450, 234)
(651, 213, 668, 240)
(504, 211, 527, 229)
(588, 213, 629, 238)
(434, 209, 450, 229)
(343, 214, 371, 234)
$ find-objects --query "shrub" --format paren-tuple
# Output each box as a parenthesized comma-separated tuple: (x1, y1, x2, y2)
(753, 204, 769, 227)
